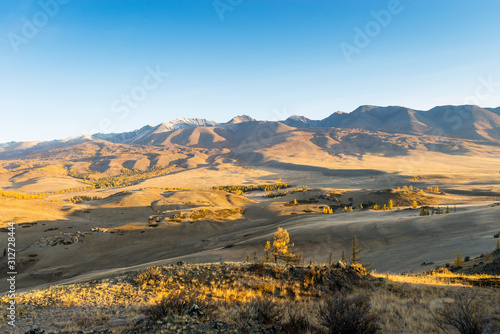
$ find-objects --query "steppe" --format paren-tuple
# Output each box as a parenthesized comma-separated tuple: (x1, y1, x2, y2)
(1, 106, 499, 333)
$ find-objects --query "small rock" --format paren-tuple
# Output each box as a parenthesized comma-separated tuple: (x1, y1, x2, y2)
(25, 329, 45, 334)
(213, 321, 226, 329)
(187, 304, 205, 317)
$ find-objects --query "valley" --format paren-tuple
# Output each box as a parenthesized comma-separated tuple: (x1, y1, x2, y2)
(1, 106, 499, 294)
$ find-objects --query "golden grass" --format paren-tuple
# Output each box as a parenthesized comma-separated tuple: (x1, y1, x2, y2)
(373, 268, 500, 288)
(1, 262, 499, 333)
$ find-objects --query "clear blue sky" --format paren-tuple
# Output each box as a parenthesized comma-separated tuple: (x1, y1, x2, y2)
(1, 0, 499, 142)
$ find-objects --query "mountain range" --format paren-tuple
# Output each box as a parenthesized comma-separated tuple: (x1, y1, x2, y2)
(1, 105, 499, 161)
(89, 104, 500, 144)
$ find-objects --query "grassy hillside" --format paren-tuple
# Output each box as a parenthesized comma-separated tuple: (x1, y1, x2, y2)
(2, 261, 499, 333)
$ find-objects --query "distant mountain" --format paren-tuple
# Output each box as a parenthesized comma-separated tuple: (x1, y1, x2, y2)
(0, 141, 19, 148)
(279, 105, 500, 142)
(0, 136, 93, 159)
(417, 105, 500, 141)
(153, 118, 217, 133)
(90, 118, 218, 145)
(486, 107, 500, 116)
(282, 115, 320, 128)
(92, 125, 154, 143)
(319, 111, 348, 127)
(226, 115, 256, 124)
(1, 105, 499, 160)
(319, 105, 431, 134)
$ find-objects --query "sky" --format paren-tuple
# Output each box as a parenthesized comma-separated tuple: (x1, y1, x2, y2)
(0, 0, 499, 143)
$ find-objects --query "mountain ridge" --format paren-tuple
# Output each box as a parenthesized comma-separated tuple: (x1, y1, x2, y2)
(1, 105, 499, 153)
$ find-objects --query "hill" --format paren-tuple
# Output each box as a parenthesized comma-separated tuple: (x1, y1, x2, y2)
(2, 261, 498, 333)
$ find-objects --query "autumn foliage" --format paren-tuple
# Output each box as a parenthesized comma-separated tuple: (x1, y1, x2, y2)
(264, 227, 302, 265)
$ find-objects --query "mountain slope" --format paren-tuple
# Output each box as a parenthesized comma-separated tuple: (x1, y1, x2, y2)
(417, 105, 500, 141)
(485, 107, 500, 116)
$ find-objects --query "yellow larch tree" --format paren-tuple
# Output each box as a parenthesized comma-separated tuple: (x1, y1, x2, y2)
(264, 227, 301, 264)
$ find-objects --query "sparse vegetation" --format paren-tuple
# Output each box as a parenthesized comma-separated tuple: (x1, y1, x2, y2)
(214, 182, 291, 194)
(187, 207, 245, 220)
(420, 207, 430, 216)
(69, 166, 176, 189)
(142, 289, 212, 321)
(266, 185, 307, 198)
(232, 297, 286, 326)
(319, 290, 380, 334)
(0, 189, 47, 200)
(144, 186, 190, 191)
(68, 195, 101, 203)
(5, 261, 497, 333)
(434, 292, 486, 334)
(323, 206, 334, 214)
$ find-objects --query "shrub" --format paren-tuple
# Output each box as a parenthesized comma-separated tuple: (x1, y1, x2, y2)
(319, 291, 380, 334)
(233, 297, 285, 326)
(142, 290, 210, 321)
(283, 306, 317, 334)
(435, 292, 486, 334)
(135, 266, 163, 285)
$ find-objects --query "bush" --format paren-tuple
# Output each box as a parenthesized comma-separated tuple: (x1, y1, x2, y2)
(135, 266, 163, 285)
(319, 291, 380, 334)
(233, 297, 285, 326)
(283, 305, 320, 334)
(142, 290, 210, 321)
(435, 292, 486, 334)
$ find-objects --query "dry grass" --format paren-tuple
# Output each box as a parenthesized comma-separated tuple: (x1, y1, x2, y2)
(1, 262, 499, 333)
(374, 268, 500, 288)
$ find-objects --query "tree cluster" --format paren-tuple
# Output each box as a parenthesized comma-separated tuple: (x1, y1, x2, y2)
(214, 182, 291, 194)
